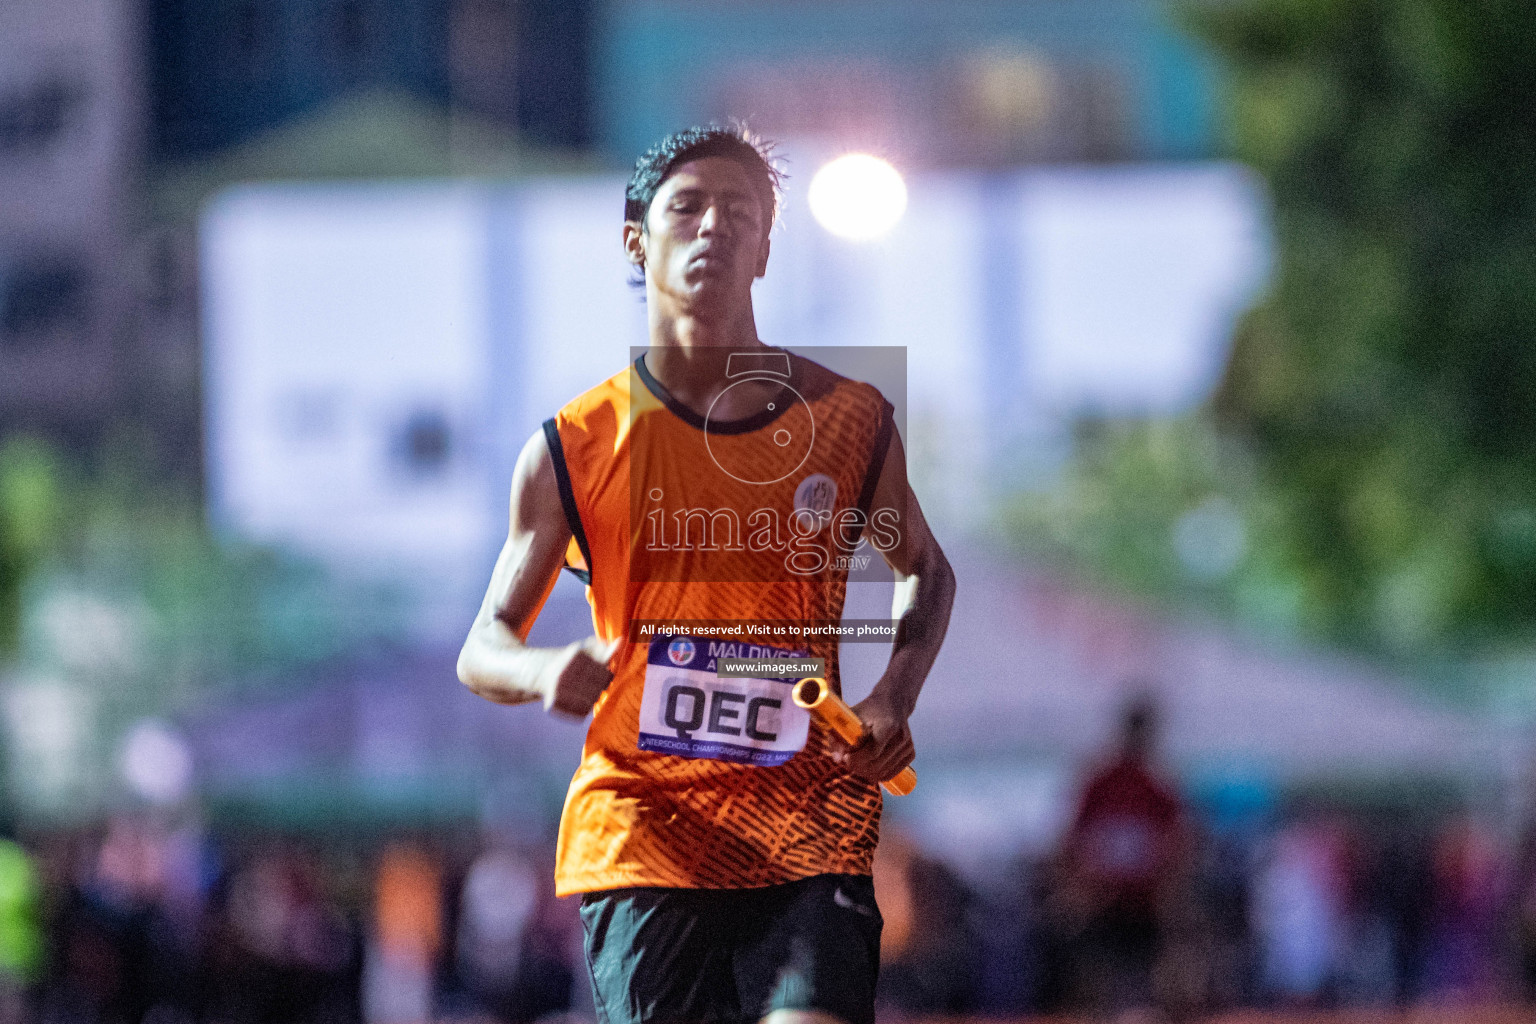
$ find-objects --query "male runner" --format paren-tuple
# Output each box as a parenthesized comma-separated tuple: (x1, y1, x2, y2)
(457, 126, 955, 1024)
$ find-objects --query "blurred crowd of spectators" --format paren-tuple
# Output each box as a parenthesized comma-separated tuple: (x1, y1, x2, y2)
(876, 699, 1536, 1021)
(0, 820, 583, 1024)
(0, 710, 1534, 1024)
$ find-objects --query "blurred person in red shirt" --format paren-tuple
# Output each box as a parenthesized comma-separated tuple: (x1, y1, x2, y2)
(1052, 692, 1185, 1018)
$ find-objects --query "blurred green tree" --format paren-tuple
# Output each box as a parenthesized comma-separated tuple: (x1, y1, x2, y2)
(0, 440, 63, 659)
(0, 433, 406, 816)
(0, 433, 404, 744)
(1010, 0, 1536, 660)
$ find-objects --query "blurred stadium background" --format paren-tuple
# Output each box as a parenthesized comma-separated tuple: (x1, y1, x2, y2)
(3, 0, 1536, 1020)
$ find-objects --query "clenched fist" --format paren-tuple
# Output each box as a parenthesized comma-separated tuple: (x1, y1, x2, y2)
(540, 636, 620, 719)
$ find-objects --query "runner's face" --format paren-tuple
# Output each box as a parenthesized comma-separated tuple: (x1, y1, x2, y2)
(634, 157, 770, 314)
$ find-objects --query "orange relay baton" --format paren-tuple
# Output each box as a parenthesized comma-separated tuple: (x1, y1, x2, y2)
(792, 677, 917, 796)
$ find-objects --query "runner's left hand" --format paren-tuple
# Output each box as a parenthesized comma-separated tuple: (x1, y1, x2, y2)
(830, 689, 914, 784)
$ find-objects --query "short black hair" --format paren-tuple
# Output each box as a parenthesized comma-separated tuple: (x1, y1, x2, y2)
(624, 124, 783, 230)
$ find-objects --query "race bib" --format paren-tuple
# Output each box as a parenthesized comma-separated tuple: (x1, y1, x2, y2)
(638, 635, 811, 766)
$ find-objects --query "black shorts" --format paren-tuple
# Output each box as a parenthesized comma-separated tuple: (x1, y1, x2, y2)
(579, 873, 882, 1024)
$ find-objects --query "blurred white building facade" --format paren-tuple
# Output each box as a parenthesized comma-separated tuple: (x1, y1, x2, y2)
(201, 161, 1268, 631)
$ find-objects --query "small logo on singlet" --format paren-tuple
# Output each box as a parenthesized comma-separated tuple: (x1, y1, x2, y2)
(794, 474, 838, 515)
(793, 473, 838, 532)
(667, 638, 696, 666)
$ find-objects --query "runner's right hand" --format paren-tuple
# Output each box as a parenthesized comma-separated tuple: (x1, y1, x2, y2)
(540, 637, 620, 719)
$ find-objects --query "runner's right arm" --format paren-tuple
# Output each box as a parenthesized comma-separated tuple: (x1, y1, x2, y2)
(457, 428, 616, 718)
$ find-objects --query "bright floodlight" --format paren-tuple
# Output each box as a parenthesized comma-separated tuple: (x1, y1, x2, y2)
(808, 155, 908, 241)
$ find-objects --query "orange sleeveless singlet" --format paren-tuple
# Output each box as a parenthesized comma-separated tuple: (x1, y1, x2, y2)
(543, 351, 894, 896)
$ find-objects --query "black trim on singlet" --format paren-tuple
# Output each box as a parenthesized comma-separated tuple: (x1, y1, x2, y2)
(848, 403, 895, 549)
(542, 418, 593, 585)
(633, 354, 797, 435)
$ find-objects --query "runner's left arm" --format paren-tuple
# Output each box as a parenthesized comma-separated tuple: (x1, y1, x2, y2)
(832, 425, 955, 784)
